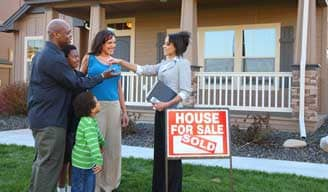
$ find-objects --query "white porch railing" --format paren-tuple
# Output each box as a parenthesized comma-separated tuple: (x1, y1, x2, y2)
(195, 72, 293, 112)
(121, 72, 157, 107)
(121, 72, 293, 113)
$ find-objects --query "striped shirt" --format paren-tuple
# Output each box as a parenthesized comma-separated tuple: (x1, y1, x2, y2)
(72, 117, 105, 169)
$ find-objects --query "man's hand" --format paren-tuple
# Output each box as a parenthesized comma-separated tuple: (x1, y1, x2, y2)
(101, 70, 120, 79)
(93, 165, 102, 174)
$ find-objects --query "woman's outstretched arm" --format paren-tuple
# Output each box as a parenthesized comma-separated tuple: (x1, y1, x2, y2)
(109, 57, 160, 76)
(109, 58, 137, 72)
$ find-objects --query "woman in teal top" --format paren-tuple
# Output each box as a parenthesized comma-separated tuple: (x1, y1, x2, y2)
(81, 30, 129, 192)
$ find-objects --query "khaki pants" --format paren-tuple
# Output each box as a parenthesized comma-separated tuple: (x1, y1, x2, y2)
(95, 101, 121, 192)
(29, 126, 66, 192)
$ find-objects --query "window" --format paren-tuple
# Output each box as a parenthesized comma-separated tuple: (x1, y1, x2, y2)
(199, 24, 280, 72)
(204, 30, 235, 72)
(24, 36, 44, 81)
(242, 28, 276, 72)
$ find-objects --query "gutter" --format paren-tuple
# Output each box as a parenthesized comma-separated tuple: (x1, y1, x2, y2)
(299, 0, 309, 139)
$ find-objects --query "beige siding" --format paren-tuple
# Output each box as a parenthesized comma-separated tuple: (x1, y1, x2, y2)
(134, 9, 180, 65)
(319, 7, 328, 113)
(0, 0, 22, 83)
(133, 3, 299, 65)
(0, 33, 15, 60)
(14, 14, 45, 82)
(0, 65, 11, 87)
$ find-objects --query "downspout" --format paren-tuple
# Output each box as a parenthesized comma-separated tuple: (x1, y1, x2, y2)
(299, 0, 309, 138)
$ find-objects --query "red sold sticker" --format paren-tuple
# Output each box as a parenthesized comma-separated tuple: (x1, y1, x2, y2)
(166, 109, 230, 158)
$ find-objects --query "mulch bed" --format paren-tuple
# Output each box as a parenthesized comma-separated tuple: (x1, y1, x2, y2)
(122, 122, 328, 164)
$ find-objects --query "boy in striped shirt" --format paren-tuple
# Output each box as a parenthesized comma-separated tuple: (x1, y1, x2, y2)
(72, 92, 105, 192)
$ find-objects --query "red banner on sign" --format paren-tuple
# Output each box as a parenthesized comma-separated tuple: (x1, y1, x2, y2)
(166, 109, 230, 158)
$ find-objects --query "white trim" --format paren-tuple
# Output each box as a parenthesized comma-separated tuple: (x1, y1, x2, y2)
(23, 36, 44, 81)
(106, 17, 135, 64)
(198, 23, 281, 72)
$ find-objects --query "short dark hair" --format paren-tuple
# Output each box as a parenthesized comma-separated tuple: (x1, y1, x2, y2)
(168, 31, 191, 57)
(73, 92, 97, 118)
(62, 44, 77, 57)
(89, 30, 116, 55)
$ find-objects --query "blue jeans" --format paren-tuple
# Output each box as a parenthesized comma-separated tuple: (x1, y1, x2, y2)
(72, 166, 95, 192)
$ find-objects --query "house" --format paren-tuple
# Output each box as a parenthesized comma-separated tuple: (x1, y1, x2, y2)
(0, 0, 24, 87)
(1, 0, 327, 136)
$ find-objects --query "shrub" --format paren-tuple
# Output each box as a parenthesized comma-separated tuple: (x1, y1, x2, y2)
(232, 113, 271, 144)
(0, 82, 28, 116)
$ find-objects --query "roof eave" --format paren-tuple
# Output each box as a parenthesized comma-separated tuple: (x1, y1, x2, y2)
(0, 4, 31, 33)
(25, 0, 70, 5)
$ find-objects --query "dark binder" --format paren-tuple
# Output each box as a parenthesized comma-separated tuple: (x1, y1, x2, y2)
(146, 80, 177, 103)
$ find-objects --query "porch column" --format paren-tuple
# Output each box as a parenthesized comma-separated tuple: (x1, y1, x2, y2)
(180, 0, 198, 108)
(320, 7, 328, 113)
(292, 0, 320, 132)
(88, 4, 106, 51)
(180, 0, 198, 66)
(44, 7, 59, 40)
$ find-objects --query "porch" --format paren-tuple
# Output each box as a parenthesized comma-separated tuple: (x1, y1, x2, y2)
(2, 0, 326, 132)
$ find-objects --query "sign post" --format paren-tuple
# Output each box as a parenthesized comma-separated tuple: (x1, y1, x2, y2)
(165, 109, 233, 191)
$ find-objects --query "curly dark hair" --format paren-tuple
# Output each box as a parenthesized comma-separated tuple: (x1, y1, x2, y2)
(73, 92, 97, 118)
(168, 31, 191, 56)
(62, 44, 77, 57)
(89, 29, 116, 55)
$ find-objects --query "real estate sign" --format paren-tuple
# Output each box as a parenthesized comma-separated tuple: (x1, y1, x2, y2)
(166, 109, 230, 158)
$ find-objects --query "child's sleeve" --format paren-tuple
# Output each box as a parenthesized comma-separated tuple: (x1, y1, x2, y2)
(97, 128, 105, 147)
(85, 121, 103, 166)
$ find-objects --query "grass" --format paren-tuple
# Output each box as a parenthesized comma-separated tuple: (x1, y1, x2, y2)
(0, 144, 327, 192)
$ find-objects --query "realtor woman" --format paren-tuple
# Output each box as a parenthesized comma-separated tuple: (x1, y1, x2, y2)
(109, 31, 192, 192)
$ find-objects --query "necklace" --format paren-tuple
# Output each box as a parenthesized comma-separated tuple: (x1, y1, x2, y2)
(96, 55, 111, 65)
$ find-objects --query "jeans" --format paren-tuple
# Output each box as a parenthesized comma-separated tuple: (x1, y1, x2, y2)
(72, 166, 95, 192)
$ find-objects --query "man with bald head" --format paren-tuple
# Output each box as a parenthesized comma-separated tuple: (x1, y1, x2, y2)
(27, 19, 115, 192)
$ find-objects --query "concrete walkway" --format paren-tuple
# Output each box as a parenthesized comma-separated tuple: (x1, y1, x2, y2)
(1, 129, 328, 179)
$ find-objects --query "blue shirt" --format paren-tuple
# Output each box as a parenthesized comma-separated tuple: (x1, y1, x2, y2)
(88, 55, 121, 101)
(27, 41, 104, 129)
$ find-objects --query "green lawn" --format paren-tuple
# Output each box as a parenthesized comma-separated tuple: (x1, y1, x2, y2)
(0, 144, 327, 192)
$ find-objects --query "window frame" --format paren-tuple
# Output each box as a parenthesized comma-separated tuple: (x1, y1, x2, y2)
(198, 23, 281, 72)
(24, 36, 44, 81)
